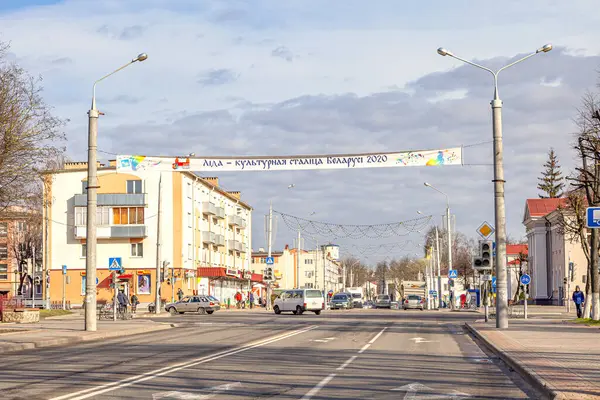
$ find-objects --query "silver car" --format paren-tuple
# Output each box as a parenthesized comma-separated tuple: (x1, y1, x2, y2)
(403, 295, 425, 310)
(165, 295, 220, 315)
(375, 294, 391, 309)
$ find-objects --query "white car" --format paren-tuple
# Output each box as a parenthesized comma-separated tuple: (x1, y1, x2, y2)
(273, 289, 325, 315)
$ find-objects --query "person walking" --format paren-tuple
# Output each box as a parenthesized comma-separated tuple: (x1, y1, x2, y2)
(117, 290, 129, 315)
(249, 291, 254, 309)
(573, 286, 585, 318)
(130, 294, 139, 313)
(177, 288, 184, 301)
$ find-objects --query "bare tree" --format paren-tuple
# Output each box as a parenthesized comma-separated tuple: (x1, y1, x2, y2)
(8, 200, 42, 296)
(0, 40, 66, 215)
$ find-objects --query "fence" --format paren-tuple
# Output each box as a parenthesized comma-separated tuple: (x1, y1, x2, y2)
(49, 301, 71, 310)
(0, 294, 25, 321)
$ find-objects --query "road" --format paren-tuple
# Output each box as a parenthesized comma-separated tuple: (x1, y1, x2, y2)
(0, 309, 542, 399)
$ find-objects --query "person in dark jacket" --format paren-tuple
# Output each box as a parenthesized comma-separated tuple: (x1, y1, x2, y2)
(573, 286, 585, 318)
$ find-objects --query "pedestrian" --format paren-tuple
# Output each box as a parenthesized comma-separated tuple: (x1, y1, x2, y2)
(573, 285, 585, 318)
(258, 296, 263, 307)
(177, 288, 184, 301)
(249, 291, 254, 309)
(117, 290, 129, 314)
(235, 291, 242, 308)
(130, 294, 139, 313)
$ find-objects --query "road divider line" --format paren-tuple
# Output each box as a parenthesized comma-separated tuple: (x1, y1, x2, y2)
(336, 355, 357, 371)
(368, 327, 387, 344)
(49, 325, 318, 400)
(358, 343, 371, 353)
(301, 373, 336, 400)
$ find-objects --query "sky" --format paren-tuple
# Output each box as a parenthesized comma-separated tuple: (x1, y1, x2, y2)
(2, 0, 600, 264)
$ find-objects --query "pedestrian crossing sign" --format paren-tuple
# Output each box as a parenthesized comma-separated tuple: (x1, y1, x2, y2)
(108, 257, 122, 271)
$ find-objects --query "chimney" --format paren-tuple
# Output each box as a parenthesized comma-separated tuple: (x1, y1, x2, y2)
(285, 244, 289, 250)
(205, 177, 219, 186)
(227, 191, 241, 199)
(259, 247, 265, 252)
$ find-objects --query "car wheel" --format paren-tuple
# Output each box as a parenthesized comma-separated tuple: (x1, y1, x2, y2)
(168, 307, 177, 315)
(296, 306, 304, 315)
(274, 306, 281, 315)
(314, 310, 321, 315)
(206, 310, 214, 314)
(197, 307, 206, 315)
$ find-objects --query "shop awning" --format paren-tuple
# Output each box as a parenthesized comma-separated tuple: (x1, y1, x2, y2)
(197, 267, 239, 279)
(250, 273, 263, 283)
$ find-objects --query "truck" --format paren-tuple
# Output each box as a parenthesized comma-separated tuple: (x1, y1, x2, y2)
(400, 281, 427, 301)
(344, 287, 364, 308)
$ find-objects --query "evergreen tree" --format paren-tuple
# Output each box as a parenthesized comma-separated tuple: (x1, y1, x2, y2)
(537, 148, 564, 198)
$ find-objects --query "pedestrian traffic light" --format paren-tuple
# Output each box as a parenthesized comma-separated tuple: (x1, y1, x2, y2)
(264, 267, 273, 281)
(479, 240, 493, 270)
(34, 276, 41, 285)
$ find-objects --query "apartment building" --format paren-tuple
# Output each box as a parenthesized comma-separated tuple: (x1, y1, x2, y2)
(43, 161, 253, 307)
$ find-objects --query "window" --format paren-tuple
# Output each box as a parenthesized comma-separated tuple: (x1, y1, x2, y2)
(0, 263, 7, 280)
(113, 207, 144, 225)
(188, 244, 192, 260)
(81, 276, 86, 295)
(81, 181, 88, 194)
(131, 243, 143, 257)
(0, 244, 7, 259)
(75, 207, 86, 226)
(81, 244, 86, 258)
(0, 222, 7, 237)
(304, 259, 313, 265)
(126, 180, 142, 194)
(17, 221, 27, 232)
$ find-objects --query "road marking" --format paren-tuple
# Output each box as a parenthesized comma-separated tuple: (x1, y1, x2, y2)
(368, 326, 387, 344)
(336, 355, 357, 371)
(152, 382, 241, 399)
(392, 382, 470, 399)
(301, 373, 336, 400)
(50, 325, 318, 400)
(358, 343, 371, 353)
(311, 336, 336, 343)
(409, 337, 438, 344)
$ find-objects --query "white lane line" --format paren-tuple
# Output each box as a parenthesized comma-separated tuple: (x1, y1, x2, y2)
(368, 326, 387, 344)
(301, 373, 336, 400)
(50, 325, 318, 400)
(336, 355, 357, 371)
(358, 343, 371, 354)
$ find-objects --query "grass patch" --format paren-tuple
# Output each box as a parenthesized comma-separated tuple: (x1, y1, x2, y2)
(575, 318, 600, 326)
(39, 309, 73, 319)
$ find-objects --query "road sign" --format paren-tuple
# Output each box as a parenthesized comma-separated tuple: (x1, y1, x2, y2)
(448, 269, 458, 279)
(587, 207, 600, 228)
(492, 277, 497, 288)
(429, 290, 437, 295)
(493, 241, 496, 257)
(476, 221, 495, 239)
(265, 256, 274, 265)
(62, 265, 67, 275)
(481, 274, 492, 281)
(108, 257, 122, 271)
(520, 274, 531, 285)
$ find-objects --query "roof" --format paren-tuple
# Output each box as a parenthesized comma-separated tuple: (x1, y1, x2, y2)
(196, 267, 263, 282)
(506, 244, 528, 256)
(525, 198, 568, 217)
(252, 251, 284, 257)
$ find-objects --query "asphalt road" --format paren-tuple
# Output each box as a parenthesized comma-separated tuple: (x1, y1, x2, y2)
(0, 309, 543, 399)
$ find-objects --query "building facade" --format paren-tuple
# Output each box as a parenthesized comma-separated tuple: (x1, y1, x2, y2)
(43, 161, 253, 308)
(523, 198, 586, 305)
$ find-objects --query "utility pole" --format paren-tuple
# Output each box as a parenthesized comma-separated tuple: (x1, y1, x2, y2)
(31, 246, 36, 308)
(446, 205, 453, 310)
(154, 173, 162, 314)
(435, 228, 442, 309)
(322, 246, 326, 297)
(112, 271, 117, 321)
(62, 272, 66, 310)
(266, 202, 273, 311)
(296, 229, 301, 288)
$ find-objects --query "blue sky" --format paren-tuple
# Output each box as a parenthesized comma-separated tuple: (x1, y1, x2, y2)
(2, 0, 600, 262)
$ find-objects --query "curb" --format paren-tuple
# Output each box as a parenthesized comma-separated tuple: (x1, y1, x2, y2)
(0, 324, 172, 355)
(464, 323, 560, 399)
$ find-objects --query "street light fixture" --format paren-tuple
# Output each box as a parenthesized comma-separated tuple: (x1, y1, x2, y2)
(84, 53, 148, 332)
(436, 44, 551, 329)
(424, 182, 450, 310)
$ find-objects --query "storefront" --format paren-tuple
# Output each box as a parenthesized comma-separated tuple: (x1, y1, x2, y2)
(197, 267, 264, 306)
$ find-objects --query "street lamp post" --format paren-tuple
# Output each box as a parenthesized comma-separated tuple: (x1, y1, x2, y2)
(437, 44, 552, 329)
(424, 182, 449, 310)
(84, 53, 148, 331)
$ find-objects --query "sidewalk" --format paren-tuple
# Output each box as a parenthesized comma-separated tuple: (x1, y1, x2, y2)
(466, 318, 600, 399)
(0, 317, 173, 354)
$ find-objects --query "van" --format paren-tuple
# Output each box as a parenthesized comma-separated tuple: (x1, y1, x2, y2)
(273, 289, 325, 315)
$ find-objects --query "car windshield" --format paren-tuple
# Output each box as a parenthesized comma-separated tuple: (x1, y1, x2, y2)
(352, 293, 361, 298)
(408, 295, 421, 300)
(377, 295, 390, 301)
(333, 295, 346, 300)
(305, 290, 322, 298)
(208, 296, 219, 302)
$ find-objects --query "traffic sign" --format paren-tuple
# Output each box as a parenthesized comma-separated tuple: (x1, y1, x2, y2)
(492, 277, 497, 288)
(265, 256, 274, 265)
(429, 290, 437, 295)
(448, 269, 458, 279)
(587, 207, 600, 228)
(481, 274, 492, 281)
(476, 221, 495, 239)
(108, 257, 122, 271)
(62, 265, 67, 275)
(493, 241, 496, 257)
(520, 274, 531, 285)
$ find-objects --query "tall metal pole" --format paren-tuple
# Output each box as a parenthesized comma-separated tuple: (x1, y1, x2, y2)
(84, 103, 99, 331)
(31, 246, 36, 308)
(435, 227, 441, 309)
(296, 229, 301, 288)
(266, 202, 273, 310)
(112, 271, 117, 321)
(446, 205, 452, 309)
(154, 173, 162, 314)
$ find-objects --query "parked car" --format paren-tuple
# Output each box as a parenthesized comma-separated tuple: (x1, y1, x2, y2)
(273, 289, 325, 315)
(403, 295, 425, 310)
(165, 295, 220, 315)
(375, 294, 392, 309)
(330, 293, 353, 310)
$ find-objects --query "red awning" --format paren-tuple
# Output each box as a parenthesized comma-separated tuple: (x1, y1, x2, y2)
(197, 267, 239, 279)
(251, 273, 263, 282)
(110, 274, 133, 282)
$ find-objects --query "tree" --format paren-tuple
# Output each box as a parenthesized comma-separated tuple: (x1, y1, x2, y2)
(373, 261, 389, 294)
(340, 257, 370, 288)
(537, 148, 565, 198)
(9, 203, 42, 296)
(0, 40, 66, 215)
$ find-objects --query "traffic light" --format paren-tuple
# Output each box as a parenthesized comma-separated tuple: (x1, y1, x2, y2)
(479, 240, 493, 270)
(264, 267, 273, 281)
(34, 276, 41, 285)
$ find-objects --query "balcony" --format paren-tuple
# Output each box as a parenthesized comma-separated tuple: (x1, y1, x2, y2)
(74, 225, 147, 239)
(74, 193, 146, 207)
(202, 202, 217, 216)
(202, 231, 216, 244)
(215, 206, 225, 219)
(228, 215, 247, 228)
(215, 234, 225, 247)
(228, 240, 243, 252)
